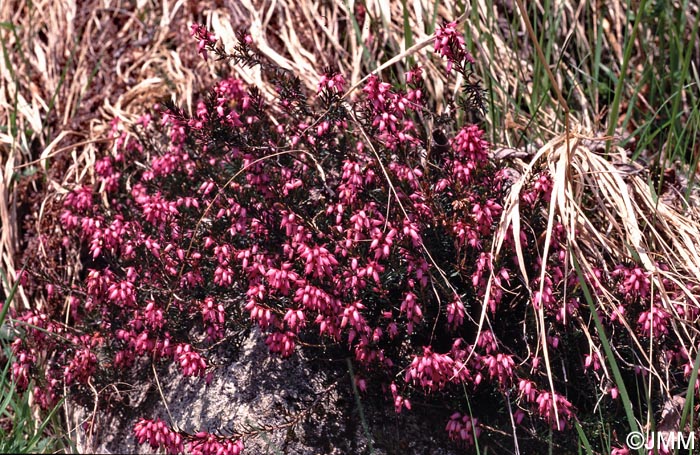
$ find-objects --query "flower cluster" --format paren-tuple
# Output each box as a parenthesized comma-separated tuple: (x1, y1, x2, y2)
(189, 432, 244, 455)
(190, 24, 217, 61)
(133, 418, 184, 454)
(404, 347, 458, 392)
(433, 21, 474, 72)
(445, 412, 481, 445)
(134, 418, 246, 455)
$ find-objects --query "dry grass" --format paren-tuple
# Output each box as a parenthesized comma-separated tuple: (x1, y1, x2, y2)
(0, 0, 453, 302)
(490, 130, 700, 426)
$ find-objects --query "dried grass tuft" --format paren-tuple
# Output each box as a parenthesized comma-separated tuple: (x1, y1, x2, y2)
(492, 126, 700, 410)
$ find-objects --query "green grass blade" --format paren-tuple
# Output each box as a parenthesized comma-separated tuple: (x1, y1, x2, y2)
(678, 348, 700, 436)
(574, 420, 593, 455)
(605, 0, 651, 153)
(347, 358, 375, 454)
(401, 0, 415, 67)
(0, 266, 24, 327)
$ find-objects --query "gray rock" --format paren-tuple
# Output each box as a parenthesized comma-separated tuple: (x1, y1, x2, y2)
(66, 328, 462, 455)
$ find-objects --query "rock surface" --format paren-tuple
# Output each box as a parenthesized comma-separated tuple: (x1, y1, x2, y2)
(67, 328, 461, 454)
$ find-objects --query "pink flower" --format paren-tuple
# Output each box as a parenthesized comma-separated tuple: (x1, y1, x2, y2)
(452, 124, 489, 163)
(190, 24, 217, 61)
(445, 412, 481, 446)
(265, 331, 296, 357)
(637, 305, 671, 337)
(482, 353, 515, 387)
(399, 292, 423, 325)
(188, 432, 244, 455)
(133, 418, 184, 454)
(584, 352, 601, 371)
(317, 72, 346, 93)
(434, 22, 474, 72)
(201, 298, 225, 341)
(297, 244, 338, 279)
(405, 347, 460, 392)
(175, 344, 207, 377)
(389, 382, 412, 413)
(283, 308, 306, 331)
(446, 296, 466, 329)
(518, 379, 537, 403)
(534, 390, 575, 430)
(64, 347, 97, 385)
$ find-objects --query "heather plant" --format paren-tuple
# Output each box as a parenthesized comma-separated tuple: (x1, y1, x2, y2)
(8, 21, 700, 454)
